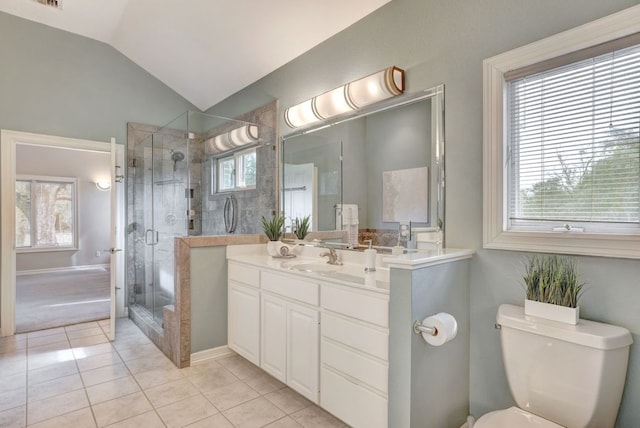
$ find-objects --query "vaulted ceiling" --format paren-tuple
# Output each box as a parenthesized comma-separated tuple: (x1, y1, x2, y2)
(0, 0, 390, 111)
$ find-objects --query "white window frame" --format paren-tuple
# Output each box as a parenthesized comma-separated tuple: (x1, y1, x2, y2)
(16, 175, 79, 252)
(213, 147, 257, 193)
(483, 5, 640, 259)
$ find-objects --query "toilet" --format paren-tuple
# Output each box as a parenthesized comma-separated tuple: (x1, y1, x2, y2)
(475, 304, 633, 428)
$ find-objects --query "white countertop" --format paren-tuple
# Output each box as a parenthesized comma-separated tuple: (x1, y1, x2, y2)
(227, 244, 475, 293)
(227, 252, 391, 293)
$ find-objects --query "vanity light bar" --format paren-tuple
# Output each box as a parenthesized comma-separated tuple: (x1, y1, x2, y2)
(206, 124, 259, 153)
(284, 66, 405, 128)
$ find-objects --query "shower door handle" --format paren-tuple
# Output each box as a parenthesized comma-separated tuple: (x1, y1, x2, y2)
(224, 196, 237, 234)
(145, 229, 159, 245)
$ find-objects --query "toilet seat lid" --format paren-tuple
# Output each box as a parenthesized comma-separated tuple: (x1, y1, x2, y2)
(475, 407, 564, 428)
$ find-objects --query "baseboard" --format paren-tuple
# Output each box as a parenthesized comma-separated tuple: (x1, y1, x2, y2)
(16, 264, 110, 276)
(190, 345, 235, 366)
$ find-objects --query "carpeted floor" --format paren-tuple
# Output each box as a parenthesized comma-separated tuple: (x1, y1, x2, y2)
(15, 267, 110, 333)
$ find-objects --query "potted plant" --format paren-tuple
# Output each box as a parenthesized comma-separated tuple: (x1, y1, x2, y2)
(522, 254, 585, 325)
(293, 215, 311, 240)
(261, 214, 285, 256)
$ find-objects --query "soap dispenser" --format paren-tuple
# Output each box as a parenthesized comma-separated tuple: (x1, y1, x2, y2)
(364, 240, 376, 272)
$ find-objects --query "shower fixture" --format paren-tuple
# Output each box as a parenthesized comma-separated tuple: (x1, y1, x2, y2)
(171, 150, 185, 172)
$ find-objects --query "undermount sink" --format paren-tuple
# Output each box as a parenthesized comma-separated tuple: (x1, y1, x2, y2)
(284, 262, 341, 274)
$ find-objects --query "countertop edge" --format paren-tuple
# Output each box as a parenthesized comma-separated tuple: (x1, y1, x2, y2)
(383, 248, 475, 269)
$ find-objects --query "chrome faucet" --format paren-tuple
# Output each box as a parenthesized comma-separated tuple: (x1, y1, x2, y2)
(320, 248, 342, 265)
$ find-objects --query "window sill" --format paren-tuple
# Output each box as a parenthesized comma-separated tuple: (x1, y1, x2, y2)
(17, 247, 79, 254)
(483, 229, 640, 259)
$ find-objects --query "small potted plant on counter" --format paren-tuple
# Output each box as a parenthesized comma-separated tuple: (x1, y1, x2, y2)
(261, 213, 286, 256)
(522, 254, 585, 324)
(293, 215, 311, 241)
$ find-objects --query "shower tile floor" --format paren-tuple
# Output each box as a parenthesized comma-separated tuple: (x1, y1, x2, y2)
(0, 318, 348, 428)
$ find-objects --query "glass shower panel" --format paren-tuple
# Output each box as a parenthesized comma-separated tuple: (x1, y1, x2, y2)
(127, 110, 273, 329)
(150, 130, 189, 323)
(131, 134, 152, 312)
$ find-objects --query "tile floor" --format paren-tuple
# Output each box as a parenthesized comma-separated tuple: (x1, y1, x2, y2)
(0, 318, 348, 428)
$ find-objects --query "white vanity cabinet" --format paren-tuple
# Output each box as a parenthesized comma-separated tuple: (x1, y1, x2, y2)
(227, 261, 261, 365)
(260, 271, 319, 403)
(320, 282, 390, 428)
(227, 256, 390, 426)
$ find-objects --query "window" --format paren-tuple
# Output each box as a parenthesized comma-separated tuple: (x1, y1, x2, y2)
(215, 148, 257, 192)
(16, 176, 77, 251)
(483, 6, 640, 259)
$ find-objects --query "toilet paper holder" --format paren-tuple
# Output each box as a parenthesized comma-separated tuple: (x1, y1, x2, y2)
(413, 319, 437, 336)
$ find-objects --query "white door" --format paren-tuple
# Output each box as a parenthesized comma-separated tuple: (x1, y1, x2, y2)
(287, 303, 319, 402)
(228, 281, 260, 364)
(108, 137, 121, 341)
(283, 163, 317, 232)
(261, 293, 287, 382)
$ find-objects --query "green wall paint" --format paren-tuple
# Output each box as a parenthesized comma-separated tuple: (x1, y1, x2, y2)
(190, 246, 228, 353)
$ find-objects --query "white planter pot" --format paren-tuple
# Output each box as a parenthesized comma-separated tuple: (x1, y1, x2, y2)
(266, 241, 286, 257)
(524, 299, 580, 325)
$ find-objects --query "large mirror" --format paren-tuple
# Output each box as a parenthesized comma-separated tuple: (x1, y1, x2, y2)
(281, 85, 444, 249)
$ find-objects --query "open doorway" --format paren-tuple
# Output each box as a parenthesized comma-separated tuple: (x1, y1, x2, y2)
(14, 144, 111, 333)
(1, 130, 125, 339)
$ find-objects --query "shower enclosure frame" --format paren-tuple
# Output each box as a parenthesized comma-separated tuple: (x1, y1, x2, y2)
(125, 109, 276, 367)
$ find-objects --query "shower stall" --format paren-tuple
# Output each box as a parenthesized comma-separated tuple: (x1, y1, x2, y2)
(126, 110, 275, 328)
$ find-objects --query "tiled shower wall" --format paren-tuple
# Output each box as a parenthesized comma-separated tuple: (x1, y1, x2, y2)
(202, 101, 278, 235)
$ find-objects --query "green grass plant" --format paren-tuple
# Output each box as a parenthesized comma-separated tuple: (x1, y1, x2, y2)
(293, 215, 311, 240)
(522, 255, 584, 308)
(261, 214, 285, 241)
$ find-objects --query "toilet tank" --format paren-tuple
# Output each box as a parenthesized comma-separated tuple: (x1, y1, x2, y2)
(497, 304, 633, 428)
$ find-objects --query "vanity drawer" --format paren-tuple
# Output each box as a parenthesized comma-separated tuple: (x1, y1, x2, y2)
(321, 367, 387, 428)
(322, 313, 388, 361)
(228, 261, 259, 288)
(321, 339, 388, 394)
(261, 271, 318, 306)
(321, 284, 388, 328)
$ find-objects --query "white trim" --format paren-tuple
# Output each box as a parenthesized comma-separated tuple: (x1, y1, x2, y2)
(1, 129, 113, 337)
(190, 346, 236, 366)
(1, 131, 17, 337)
(482, 5, 640, 259)
(16, 264, 110, 276)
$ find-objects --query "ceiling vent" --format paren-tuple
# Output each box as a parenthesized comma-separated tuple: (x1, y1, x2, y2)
(35, 0, 62, 9)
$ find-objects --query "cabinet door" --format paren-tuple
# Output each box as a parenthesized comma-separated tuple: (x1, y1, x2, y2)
(287, 303, 319, 403)
(261, 294, 287, 382)
(228, 281, 260, 365)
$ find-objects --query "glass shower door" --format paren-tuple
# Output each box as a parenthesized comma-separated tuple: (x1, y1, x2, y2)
(131, 132, 186, 324)
(150, 132, 187, 322)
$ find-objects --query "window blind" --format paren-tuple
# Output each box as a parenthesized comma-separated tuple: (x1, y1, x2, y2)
(506, 42, 640, 230)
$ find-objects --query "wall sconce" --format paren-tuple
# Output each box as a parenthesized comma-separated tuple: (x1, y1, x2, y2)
(95, 179, 111, 191)
(206, 124, 259, 153)
(284, 66, 405, 128)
